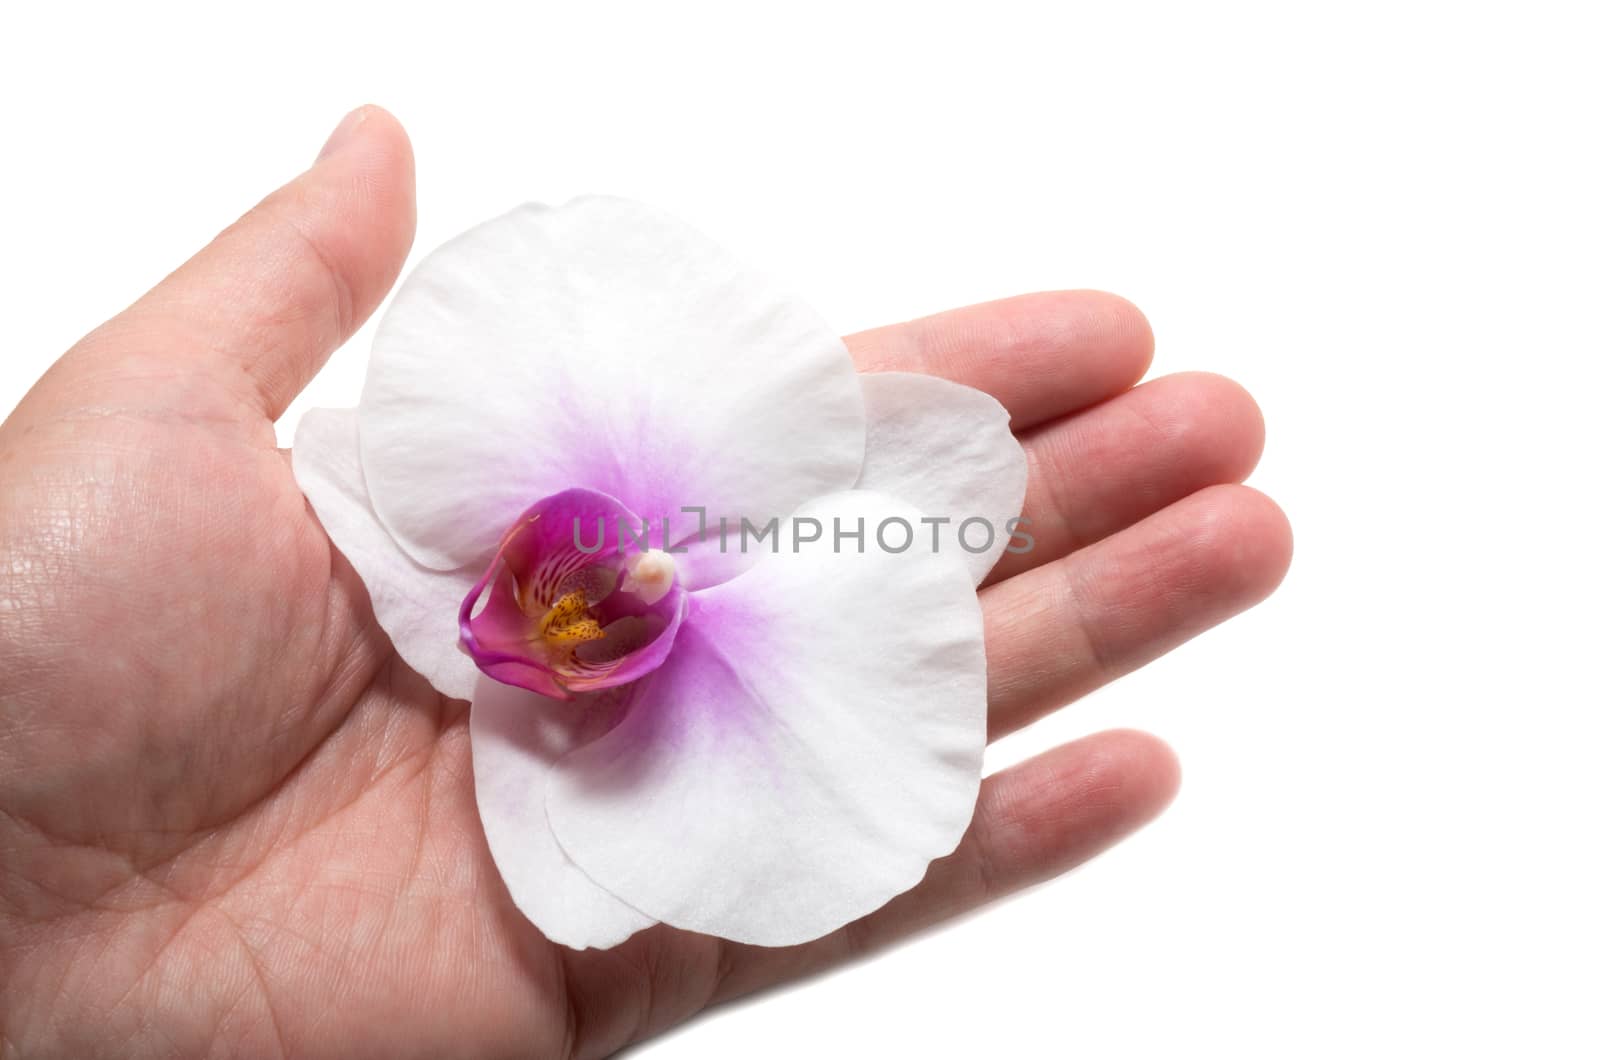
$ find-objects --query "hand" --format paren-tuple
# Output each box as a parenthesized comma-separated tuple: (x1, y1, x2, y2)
(0, 108, 1291, 1058)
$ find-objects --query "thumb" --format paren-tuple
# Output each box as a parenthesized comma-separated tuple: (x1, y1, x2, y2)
(54, 106, 416, 422)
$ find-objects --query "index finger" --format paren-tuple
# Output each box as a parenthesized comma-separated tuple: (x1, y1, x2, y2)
(844, 290, 1156, 431)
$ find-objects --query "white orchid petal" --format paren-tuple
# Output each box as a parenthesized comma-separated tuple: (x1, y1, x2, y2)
(291, 408, 478, 701)
(359, 196, 866, 573)
(470, 677, 656, 950)
(856, 372, 1029, 584)
(545, 491, 987, 947)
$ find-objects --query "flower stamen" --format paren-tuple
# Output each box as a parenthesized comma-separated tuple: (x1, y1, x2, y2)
(537, 589, 607, 648)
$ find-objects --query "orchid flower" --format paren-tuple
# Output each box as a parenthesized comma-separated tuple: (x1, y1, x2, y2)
(292, 197, 1027, 949)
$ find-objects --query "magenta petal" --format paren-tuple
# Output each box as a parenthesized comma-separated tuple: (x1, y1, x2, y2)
(458, 488, 686, 697)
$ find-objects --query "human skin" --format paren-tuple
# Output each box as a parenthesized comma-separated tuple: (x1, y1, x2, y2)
(0, 107, 1292, 1058)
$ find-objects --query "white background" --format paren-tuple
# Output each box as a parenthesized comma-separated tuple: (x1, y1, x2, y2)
(4, 2, 1596, 1056)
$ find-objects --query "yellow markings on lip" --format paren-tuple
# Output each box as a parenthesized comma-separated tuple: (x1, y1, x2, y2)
(537, 589, 606, 647)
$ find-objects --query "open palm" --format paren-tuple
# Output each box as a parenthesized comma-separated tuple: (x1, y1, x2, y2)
(0, 109, 1291, 1059)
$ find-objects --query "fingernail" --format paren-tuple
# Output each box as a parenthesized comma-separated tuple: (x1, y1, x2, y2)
(316, 107, 368, 162)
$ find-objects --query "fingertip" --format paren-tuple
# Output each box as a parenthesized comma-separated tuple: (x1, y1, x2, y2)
(299, 104, 418, 308)
(1060, 289, 1157, 387)
(1030, 728, 1181, 831)
(972, 289, 1157, 426)
(846, 289, 1156, 429)
(1155, 371, 1267, 482)
(1084, 728, 1183, 824)
(316, 104, 412, 164)
(985, 728, 1182, 890)
(1211, 484, 1294, 601)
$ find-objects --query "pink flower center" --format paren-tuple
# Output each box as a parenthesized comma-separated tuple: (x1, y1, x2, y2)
(458, 489, 686, 700)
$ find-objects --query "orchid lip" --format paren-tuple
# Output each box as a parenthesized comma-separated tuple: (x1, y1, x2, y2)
(458, 488, 687, 700)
